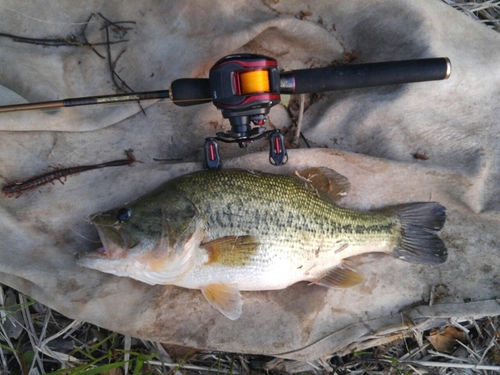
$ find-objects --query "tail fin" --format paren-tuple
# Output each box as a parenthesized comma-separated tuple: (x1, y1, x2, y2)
(391, 202, 447, 264)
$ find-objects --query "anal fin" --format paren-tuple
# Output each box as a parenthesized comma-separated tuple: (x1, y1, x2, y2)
(312, 263, 365, 288)
(201, 283, 243, 320)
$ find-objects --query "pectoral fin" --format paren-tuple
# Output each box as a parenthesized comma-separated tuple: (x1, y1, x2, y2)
(201, 235, 260, 267)
(294, 167, 351, 202)
(312, 263, 365, 288)
(201, 283, 243, 320)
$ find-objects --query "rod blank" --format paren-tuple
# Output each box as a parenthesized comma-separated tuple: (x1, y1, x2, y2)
(0, 90, 171, 113)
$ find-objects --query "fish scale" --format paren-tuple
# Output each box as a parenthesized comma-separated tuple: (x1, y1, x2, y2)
(172, 170, 397, 248)
(166, 170, 400, 276)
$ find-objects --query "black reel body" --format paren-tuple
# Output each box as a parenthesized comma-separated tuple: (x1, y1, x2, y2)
(209, 54, 281, 131)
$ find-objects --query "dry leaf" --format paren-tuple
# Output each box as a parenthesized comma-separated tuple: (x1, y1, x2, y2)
(490, 347, 500, 365)
(427, 326, 467, 353)
(161, 343, 200, 362)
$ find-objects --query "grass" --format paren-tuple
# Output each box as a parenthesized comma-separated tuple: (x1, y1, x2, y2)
(0, 287, 254, 374)
(1, 1, 500, 374)
(1, 284, 499, 374)
(443, 0, 500, 31)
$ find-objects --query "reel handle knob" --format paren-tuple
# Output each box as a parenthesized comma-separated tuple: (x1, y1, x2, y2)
(204, 138, 222, 170)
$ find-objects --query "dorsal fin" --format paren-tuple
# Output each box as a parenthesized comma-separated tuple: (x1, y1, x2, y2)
(293, 167, 350, 202)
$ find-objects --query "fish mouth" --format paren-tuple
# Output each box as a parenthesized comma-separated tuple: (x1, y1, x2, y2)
(87, 215, 139, 260)
(92, 224, 126, 260)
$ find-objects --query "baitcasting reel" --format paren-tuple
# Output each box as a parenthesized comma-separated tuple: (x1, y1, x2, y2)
(0, 53, 452, 169)
(205, 55, 284, 169)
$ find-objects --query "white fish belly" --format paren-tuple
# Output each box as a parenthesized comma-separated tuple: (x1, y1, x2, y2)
(173, 240, 393, 291)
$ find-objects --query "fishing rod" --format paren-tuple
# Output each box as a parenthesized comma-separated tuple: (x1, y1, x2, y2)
(0, 54, 451, 169)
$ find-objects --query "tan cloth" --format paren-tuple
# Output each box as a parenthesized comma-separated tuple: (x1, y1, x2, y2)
(1, 0, 499, 361)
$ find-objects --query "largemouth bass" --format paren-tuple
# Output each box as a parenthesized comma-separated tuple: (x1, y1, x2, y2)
(77, 168, 447, 320)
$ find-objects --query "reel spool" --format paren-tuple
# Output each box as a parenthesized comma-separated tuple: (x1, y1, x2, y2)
(239, 70, 271, 94)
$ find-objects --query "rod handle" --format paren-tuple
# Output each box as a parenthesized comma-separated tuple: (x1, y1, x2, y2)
(280, 58, 451, 94)
(170, 78, 211, 107)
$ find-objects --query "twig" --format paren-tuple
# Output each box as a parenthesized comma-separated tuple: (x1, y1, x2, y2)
(398, 342, 430, 361)
(427, 349, 471, 363)
(0, 31, 127, 47)
(19, 294, 45, 373)
(0, 289, 7, 369)
(0, 5, 100, 25)
(141, 340, 183, 375)
(455, 338, 482, 361)
(0, 345, 5, 371)
(123, 335, 131, 375)
(102, 20, 146, 115)
(407, 363, 426, 375)
(38, 320, 83, 349)
(0, 323, 22, 370)
(97, 12, 136, 30)
(477, 335, 498, 366)
(37, 308, 51, 355)
(429, 285, 436, 306)
(284, 97, 311, 148)
(81, 13, 105, 59)
(113, 49, 127, 70)
(104, 24, 125, 92)
(300, 132, 311, 148)
(35, 346, 84, 366)
(293, 94, 305, 147)
(400, 360, 500, 371)
(146, 360, 241, 374)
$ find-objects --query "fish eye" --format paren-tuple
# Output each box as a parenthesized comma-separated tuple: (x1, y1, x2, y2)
(116, 207, 132, 222)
